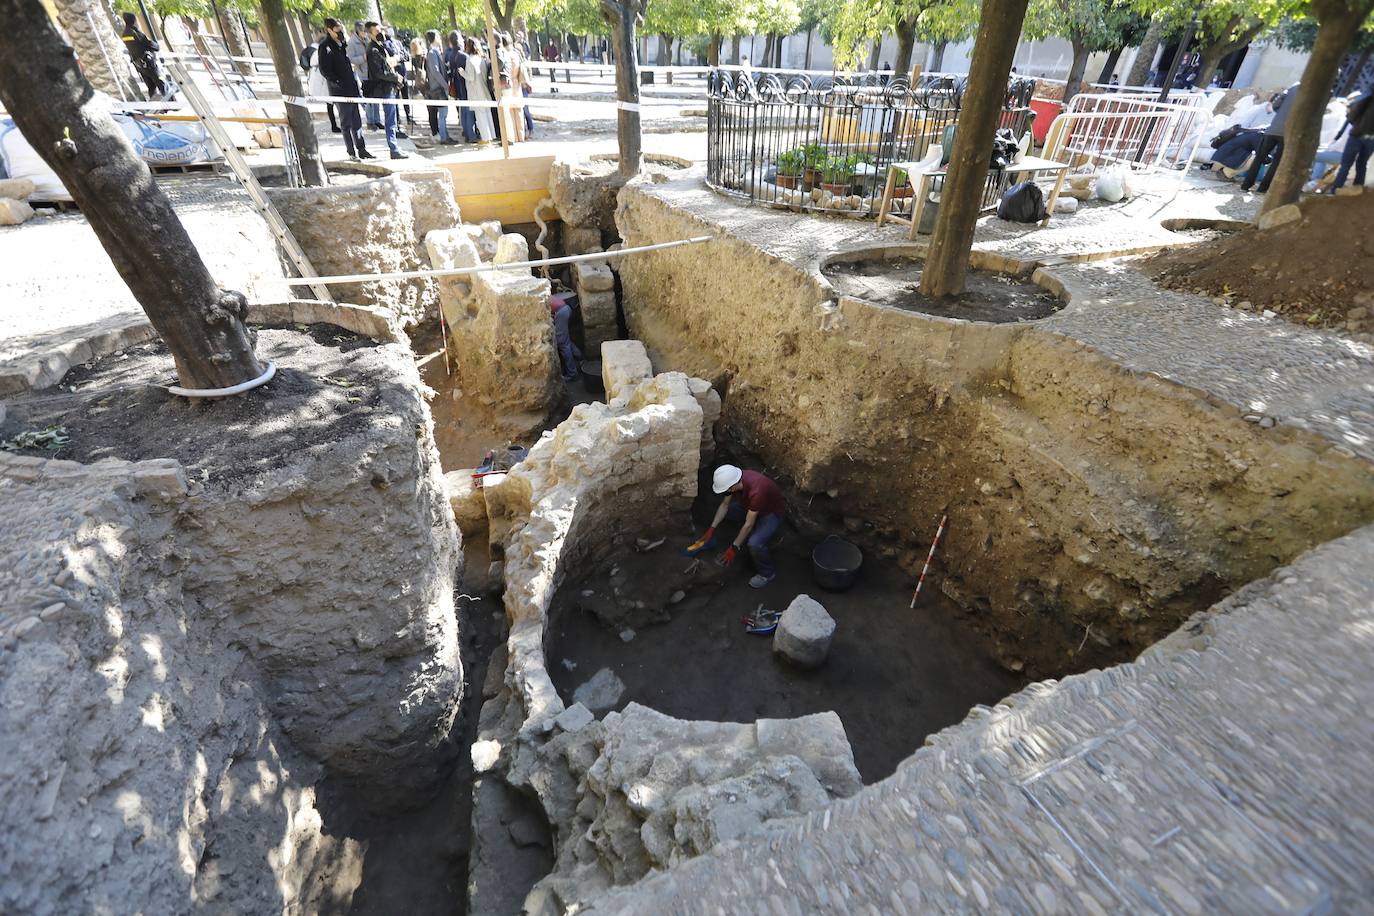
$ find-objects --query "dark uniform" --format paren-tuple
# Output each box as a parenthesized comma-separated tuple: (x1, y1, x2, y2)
(121, 23, 165, 98)
(317, 32, 368, 159)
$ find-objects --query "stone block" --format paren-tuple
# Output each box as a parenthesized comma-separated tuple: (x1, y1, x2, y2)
(572, 667, 624, 713)
(581, 290, 618, 350)
(0, 197, 34, 226)
(562, 225, 603, 255)
(601, 340, 653, 399)
(443, 469, 488, 536)
(1257, 203, 1301, 231)
(0, 178, 36, 199)
(574, 259, 615, 293)
(495, 233, 530, 265)
(773, 594, 835, 668)
(554, 702, 596, 732)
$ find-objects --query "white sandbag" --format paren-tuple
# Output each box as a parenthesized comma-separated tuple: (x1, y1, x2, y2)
(0, 177, 35, 199)
(114, 113, 222, 166)
(0, 118, 68, 202)
(1094, 169, 1124, 202)
(1053, 196, 1079, 213)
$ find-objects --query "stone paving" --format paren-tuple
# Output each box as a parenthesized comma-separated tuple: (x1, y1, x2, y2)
(634, 170, 1374, 464)
(587, 521, 1374, 914)
(0, 177, 289, 388)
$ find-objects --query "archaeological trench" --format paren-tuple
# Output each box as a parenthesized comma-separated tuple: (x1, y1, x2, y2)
(3, 157, 1373, 915)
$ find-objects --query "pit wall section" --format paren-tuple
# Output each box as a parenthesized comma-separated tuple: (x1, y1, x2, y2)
(462, 361, 858, 913)
(613, 184, 1374, 673)
(0, 301, 460, 913)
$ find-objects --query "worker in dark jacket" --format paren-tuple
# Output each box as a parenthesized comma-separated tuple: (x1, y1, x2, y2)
(121, 13, 166, 98)
(317, 18, 371, 160)
(444, 30, 477, 143)
(1242, 83, 1298, 193)
(362, 21, 407, 158)
(1333, 91, 1374, 191)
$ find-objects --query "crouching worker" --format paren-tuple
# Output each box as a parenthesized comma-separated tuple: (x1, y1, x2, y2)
(550, 290, 580, 382)
(686, 464, 784, 588)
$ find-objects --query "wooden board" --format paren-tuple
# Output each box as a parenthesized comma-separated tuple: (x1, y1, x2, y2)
(440, 153, 556, 225)
(453, 188, 551, 226)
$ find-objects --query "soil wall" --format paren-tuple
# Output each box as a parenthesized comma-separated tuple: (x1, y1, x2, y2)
(614, 183, 1374, 674)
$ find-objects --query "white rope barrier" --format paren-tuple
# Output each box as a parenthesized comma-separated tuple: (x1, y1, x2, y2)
(282, 92, 690, 111)
(282, 235, 712, 286)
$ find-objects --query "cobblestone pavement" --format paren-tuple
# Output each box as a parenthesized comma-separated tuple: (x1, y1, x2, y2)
(587, 522, 1374, 914)
(639, 174, 1374, 463)
(0, 177, 290, 380)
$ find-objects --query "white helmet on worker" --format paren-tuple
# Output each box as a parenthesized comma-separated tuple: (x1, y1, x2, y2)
(712, 464, 743, 494)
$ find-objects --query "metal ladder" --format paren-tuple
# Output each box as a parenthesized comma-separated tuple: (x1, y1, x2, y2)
(165, 59, 334, 302)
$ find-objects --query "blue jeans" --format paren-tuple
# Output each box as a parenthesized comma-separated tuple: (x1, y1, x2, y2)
(460, 105, 477, 142)
(436, 102, 450, 141)
(1310, 148, 1343, 182)
(1334, 134, 1374, 189)
(366, 102, 381, 127)
(552, 303, 580, 379)
(368, 84, 399, 152)
(726, 503, 782, 578)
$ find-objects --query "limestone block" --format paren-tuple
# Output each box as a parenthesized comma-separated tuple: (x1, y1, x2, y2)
(688, 376, 721, 457)
(572, 667, 625, 713)
(0, 178, 36, 199)
(563, 225, 603, 255)
(1257, 203, 1301, 230)
(495, 233, 530, 265)
(601, 340, 653, 399)
(0, 197, 34, 226)
(574, 259, 615, 293)
(396, 168, 462, 246)
(773, 594, 835, 668)
(443, 469, 488, 536)
(581, 290, 618, 350)
(549, 158, 627, 231)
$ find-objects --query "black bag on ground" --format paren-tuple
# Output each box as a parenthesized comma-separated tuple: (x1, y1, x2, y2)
(997, 180, 1046, 223)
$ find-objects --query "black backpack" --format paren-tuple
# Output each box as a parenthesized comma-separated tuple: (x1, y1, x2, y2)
(997, 180, 1047, 223)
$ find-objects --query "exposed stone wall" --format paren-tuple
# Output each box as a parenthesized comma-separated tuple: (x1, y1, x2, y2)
(614, 183, 1374, 674)
(270, 173, 459, 327)
(425, 228, 559, 417)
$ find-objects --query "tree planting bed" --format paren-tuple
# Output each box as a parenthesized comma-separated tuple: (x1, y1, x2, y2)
(822, 256, 1064, 323)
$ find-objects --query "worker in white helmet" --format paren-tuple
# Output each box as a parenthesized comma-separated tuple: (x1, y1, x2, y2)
(685, 464, 785, 588)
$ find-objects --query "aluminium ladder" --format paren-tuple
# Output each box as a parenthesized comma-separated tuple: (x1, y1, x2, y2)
(164, 59, 334, 303)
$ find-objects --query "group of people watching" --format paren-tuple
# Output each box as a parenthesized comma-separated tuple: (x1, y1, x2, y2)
(1206, 84, 1374, 194)
(310, 19, 537, 161)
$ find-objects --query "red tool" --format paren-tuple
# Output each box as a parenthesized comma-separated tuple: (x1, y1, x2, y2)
(910, 514, 948, 608)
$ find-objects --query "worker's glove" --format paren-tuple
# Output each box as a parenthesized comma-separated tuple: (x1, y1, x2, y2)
(717, 545, 739, 568)
(684, 527, 717, 557)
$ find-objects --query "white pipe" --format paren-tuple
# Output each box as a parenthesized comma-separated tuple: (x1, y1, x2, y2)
(168, 361, 276, 398)
(282, 235, 713, 287)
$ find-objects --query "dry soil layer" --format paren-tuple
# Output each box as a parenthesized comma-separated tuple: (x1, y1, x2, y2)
(614, 174, 1374, 676)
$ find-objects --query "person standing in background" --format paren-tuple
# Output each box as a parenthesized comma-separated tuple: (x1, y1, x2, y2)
(445, 31, 477, 143)
(1332, 91, 1374, 192)
(317, 17, 370, 159)
(347, 20, 380, 130)
(543, 36, 560, 92)
(362, 21, 407, 159)
(464, 36, 496, 143)
(121, 12, 166, 98)
(302, 30, 339, 133)
(423, 30, 455, 144)
(1241, 83, 1299, 193)
(382, 25, 411, 136)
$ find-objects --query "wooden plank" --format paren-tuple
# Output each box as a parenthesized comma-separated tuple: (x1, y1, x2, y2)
(454, 188, 553, 226)
(439, 154, 554, 197)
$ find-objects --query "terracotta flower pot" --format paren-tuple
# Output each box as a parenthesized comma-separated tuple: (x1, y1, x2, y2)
(821, 181, 852, 196)
(776, 174, 801, 189)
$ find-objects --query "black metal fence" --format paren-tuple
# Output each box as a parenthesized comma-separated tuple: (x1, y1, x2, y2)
(706, 70, 1037, 219)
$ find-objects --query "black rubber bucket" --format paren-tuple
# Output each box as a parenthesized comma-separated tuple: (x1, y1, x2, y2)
(812, 535, 863, 591)
(581, 359, 604, 394)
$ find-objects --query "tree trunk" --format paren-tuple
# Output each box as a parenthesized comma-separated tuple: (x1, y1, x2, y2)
(763, 34, 774, 69)
(1193, 47, 1224, 90)
(730, 34, 740, 65)
(51, 0, 140, 99)
(448, 2, 457, 29)
(920, 0, 1030, 298)
(1263, 3, 1374, 214)
(222, 9, 255, 75)
(894, 19, 916, 77)
(601, 0, 642, 177)
(1063, 40, 1090, 103)
(709, 32, 720, 66)
(0, 0, 265, 389)
(258, 0, 327, 186)
(493, 0, 514, 33)
(1126, 17, 1164, 86)
(1096, 46, 1124, 85)
(804, 28, 812, 70)
(868, 36, 882, 70)
(928, 39, 948, 72)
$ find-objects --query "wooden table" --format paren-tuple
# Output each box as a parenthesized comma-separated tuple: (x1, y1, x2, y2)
(876, 154, 1073, 238)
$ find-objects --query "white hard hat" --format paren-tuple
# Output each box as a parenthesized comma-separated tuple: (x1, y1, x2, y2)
(712, 464, 743, 494)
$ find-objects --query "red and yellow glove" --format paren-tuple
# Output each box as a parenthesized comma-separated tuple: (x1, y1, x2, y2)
(684, 527, 717, 556)
(717, 545, 739, 567)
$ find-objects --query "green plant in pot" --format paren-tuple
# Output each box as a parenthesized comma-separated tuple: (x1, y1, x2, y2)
(820, 154, 858, 196)
(775, 148, 805, 190)
(801, 142, 828, 187)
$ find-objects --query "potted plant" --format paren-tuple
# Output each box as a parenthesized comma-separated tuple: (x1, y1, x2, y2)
(820, 154, 857, 196)
(775, 148, 805, 189)
(890, 166, 914, 199)
(801, 142, 827, 188)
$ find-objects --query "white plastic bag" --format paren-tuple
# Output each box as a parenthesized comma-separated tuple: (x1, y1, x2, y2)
(0, 117, 68, 201)
(1094, 167, 1124, 202)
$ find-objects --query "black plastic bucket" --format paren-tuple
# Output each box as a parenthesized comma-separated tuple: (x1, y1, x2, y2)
(812, 535, 863, 591)
(581, 359, 604, 394)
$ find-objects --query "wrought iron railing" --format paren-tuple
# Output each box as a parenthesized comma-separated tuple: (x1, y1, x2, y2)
(706, 70, 1037, 219)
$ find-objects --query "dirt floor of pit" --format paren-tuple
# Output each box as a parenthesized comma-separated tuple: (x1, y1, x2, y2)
(546, 524, 1026, 783)
(0, 325, 383, 479)
(822, 257, 1064, 323)
(1142, 193, 1374, 335)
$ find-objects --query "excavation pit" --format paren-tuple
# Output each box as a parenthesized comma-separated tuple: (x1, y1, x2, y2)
(546, 524, 1024, 783)
(821, 254, 1064, 323)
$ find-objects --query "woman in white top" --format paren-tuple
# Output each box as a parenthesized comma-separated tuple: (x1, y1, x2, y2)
(463, 37, 496, 143)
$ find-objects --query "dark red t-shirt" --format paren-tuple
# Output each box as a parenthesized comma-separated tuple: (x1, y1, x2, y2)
(737, 470, 785, 517)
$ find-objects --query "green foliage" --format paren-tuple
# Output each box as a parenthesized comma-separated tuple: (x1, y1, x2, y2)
(801, 141, 827, 166)
(1025, 0, 1147, 51)
(828, 0, 978, 68)
(1270, 13, 1374, 52)
(821, 152, 860, 181)
(775, 147, 806, 175)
